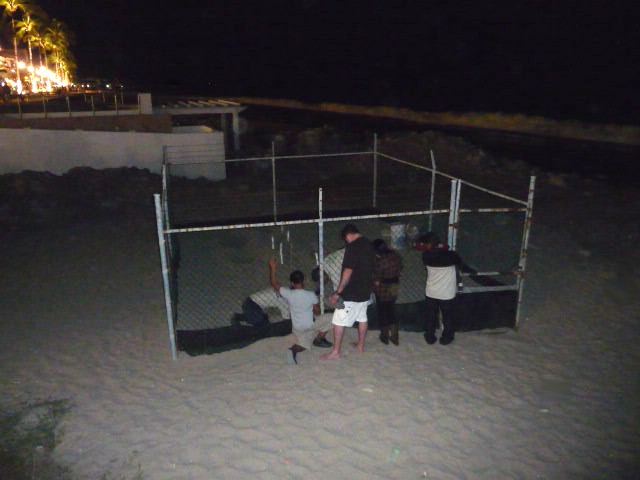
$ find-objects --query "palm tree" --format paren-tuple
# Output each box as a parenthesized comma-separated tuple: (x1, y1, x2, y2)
(0, 0, 32, 92)
(45, 18, 73, 86)
(27, 20, 51, 90)
(16, 9, 44, 91)
(59, 50, 75, 84)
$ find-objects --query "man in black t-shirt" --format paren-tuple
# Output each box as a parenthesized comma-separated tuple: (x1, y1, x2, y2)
(321, 224, 375, 360)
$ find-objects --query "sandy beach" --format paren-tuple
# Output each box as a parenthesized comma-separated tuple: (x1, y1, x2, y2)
(1, 138, 639, 479)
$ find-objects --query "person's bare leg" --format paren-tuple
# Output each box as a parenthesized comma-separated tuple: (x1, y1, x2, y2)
(321, 325, 344, 360)
(351, 321, 368, 352)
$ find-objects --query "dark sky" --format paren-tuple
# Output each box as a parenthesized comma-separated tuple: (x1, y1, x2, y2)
(36, 0, 638, 122)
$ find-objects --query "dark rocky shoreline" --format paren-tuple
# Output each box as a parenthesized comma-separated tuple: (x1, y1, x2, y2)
(0, 167, 162, 231)
(0, 128, 547, 232)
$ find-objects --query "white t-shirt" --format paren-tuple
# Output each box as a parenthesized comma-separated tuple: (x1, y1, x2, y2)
(279, 287, 318, 331)
(425, 265, 457, 300)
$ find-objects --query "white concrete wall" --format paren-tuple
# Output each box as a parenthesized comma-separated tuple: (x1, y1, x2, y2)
(0, 125, 226, 179)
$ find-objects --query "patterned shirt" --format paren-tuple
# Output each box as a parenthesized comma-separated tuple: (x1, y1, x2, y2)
(373, 251, 403, 301)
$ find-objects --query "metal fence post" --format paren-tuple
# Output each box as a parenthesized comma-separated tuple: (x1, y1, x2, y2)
(66, 96, 71, 117)
(428, 149, 436, 230)
(318, 187, 325, 314)
(154, 194, 178, 361)
(272, 141, 278, 222)
(161, 155, 174, 259)
(447, 179, 461, 249)
(514, 176, 537, 330)
(372, 133, 378, 208)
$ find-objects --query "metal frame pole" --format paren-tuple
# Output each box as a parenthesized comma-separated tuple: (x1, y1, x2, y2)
(514, 176, 536, 330)
(272, 141, 278, 222)
(428, 149, 436, 230)
(447, 179, 461, 249)
(318, 188, 325, 315)
(372, 133, 378, 208)
(161, 158, 174, 259)
(154, 194, 178, 361)
(452, 180, 461, 250)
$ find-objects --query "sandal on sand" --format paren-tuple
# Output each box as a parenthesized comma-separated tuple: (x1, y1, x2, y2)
(313, 337, 333, 348)
(286, 349, 298, 365)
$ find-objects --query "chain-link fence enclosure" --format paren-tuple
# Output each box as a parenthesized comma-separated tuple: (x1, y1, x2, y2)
(155, 137, 535, 358)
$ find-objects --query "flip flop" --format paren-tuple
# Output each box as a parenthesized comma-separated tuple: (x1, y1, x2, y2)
(286, 349, 298, 365)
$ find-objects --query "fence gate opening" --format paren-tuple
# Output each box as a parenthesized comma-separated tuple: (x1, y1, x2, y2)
(154, 137, 535, 359)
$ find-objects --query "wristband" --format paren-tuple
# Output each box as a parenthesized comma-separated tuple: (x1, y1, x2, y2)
(333, 291, 342, 296)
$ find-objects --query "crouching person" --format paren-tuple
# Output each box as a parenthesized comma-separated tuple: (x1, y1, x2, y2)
(268, 258, 332, 364)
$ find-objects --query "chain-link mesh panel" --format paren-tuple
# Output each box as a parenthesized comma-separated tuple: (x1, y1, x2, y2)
(165, 148, 465, 228)
(455, 181, 527, 287)
(321, 213, 449, 305)
(158, 142, 533, 353)
(173, 222, 323, 331)
(375, 153, 453, 214)
(172, 213, 459, 332)
(458, 178, 527, 210)
(455, 211, 525, 286)
(165, 160, 276, 226)
(229, 129, 376, 159)
(273, 152, 374, 217)
(165, 152, 379, 227)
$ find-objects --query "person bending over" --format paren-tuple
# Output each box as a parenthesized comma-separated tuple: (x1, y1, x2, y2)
(419, 232, 472, 345)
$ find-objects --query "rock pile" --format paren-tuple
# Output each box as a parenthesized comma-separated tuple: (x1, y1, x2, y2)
(0, 167, 162, 231)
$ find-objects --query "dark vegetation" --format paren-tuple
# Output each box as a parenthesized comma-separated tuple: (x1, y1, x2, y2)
(0, 400, 72, 480)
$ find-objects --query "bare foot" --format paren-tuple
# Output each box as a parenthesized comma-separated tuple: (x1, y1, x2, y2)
(320, 350, 340, 361)
(351, 342, 364, 352)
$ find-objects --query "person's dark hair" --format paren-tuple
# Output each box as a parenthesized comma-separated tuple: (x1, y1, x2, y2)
(373, 238, 391, 254)
(311, 266, 320, 283)
(421, 231, 441, 246)
(341, 223, 359, 239)
(290, 270, 305, 285)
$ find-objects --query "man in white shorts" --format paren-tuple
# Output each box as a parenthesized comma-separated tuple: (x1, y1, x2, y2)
(268, 259, 332, 364)
(321, 224, 376, 360)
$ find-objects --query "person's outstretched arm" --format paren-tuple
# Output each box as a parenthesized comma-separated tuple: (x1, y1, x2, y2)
(268, 258, 281, 292)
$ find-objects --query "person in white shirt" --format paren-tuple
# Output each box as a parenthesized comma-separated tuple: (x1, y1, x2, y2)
(268, 258, 332, 364)
(419, 232, 467, 345)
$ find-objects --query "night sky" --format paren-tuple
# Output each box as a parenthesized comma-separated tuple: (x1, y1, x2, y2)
(36, 0, 638, 123)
